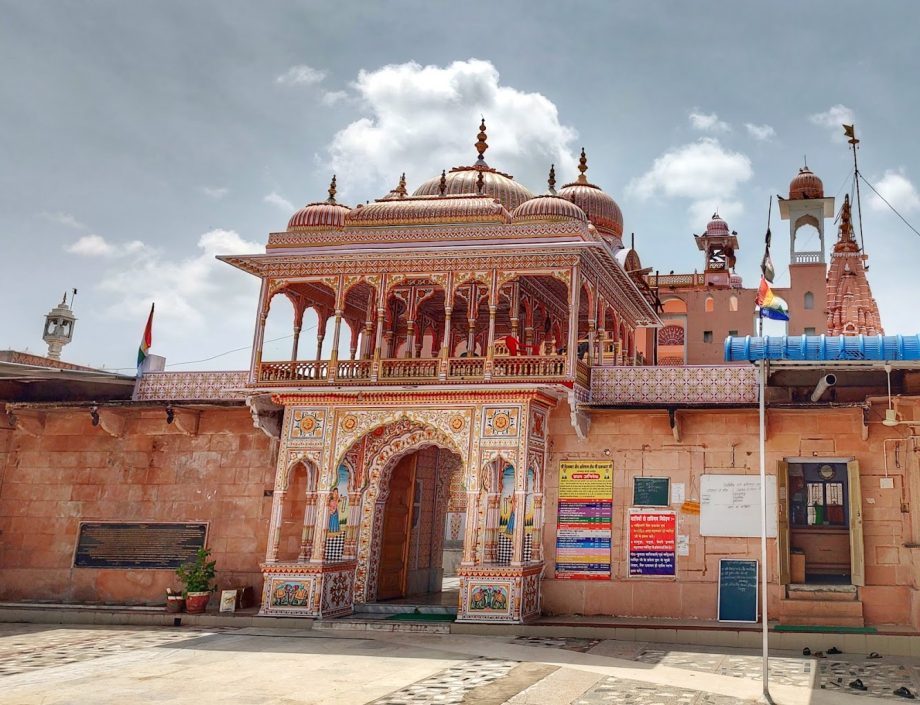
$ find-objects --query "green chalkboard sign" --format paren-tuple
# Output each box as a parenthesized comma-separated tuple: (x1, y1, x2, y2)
(718, 559, 758, 622)
(632, 477, 670, 507)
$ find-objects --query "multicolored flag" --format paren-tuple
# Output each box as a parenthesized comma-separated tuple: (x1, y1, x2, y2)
(137, 303, 154, 369)
(756, 277, 789, 321)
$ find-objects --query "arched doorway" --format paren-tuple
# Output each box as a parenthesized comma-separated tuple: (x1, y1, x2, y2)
(375, 445, 463, 601)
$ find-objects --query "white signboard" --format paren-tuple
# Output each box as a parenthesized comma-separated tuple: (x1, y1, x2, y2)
(700, 474, 777, 538)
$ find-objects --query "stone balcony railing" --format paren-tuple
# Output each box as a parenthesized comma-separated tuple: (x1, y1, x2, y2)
(257, 354, 573, 386)
(590, 365, 758, 406)
(133, 370, 249, 401)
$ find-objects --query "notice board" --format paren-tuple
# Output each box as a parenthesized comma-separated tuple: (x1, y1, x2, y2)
(555, 460, 613, 580)
(717, 558, 758, 622)
(628, 509, 676, 577)
(700, 474, 777, 538)
(632, 477, 670, 507)
(74, 522, 207, 569)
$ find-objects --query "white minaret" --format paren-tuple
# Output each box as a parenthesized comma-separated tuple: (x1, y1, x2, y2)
(42, 291, 77, 360)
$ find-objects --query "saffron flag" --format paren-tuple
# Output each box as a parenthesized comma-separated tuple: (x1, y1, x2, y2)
(137, 303, 154, 368)
(756, 277, 789, 321)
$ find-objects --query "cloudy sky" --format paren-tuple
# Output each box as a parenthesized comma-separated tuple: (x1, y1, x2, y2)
(2, 1, 919, 371)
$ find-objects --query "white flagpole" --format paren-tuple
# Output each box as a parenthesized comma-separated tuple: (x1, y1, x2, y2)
(758, 315, 772, 703)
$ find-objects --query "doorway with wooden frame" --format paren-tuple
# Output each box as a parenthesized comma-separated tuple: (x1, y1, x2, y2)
(376, 446, 463, 603)
(777, 459, 865, 586)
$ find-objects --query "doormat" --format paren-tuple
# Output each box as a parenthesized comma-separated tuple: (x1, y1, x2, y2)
(774, 624, 877, 634)
(385, 612, 456, 622)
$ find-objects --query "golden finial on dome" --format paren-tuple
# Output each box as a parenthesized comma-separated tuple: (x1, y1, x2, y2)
(438, 169, 447, 196)
(396, 172, 407, 197)
(548, 164, 556, 195)
(327, 175, 338, 203)
(476, 170, 485, 194)
(475, 117, 488, 166)
(577, 148, 588, 184)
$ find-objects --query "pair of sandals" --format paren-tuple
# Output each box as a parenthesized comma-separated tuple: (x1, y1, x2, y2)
(803, 646, 842, 658)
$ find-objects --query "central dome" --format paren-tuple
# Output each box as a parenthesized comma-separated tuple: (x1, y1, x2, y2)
(412, 119, 534, 211)
(789, 165, 824, 200)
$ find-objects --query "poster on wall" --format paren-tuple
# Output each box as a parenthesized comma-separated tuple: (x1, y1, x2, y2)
(554, 460, 613, 580)
(628, 509, 677, 577)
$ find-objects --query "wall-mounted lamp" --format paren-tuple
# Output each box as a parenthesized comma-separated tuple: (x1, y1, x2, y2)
(603, 448, 611, 456)
(165, 404, 175, 425)
(90, 405, 100, 427)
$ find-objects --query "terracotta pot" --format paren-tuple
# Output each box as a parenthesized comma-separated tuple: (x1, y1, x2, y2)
(165, 595, 185, 613)
(185, 591, 211, 614)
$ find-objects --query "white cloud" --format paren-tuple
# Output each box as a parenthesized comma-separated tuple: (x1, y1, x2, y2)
(321, 90, 348, 106)
(202, 186, 228, 199)
(745, 123, 775, 141)
(96, 229, 262, 330)
(67, 234, 113, 256)
(689, 111, 731, 133)
(627, 137, 753, 225)
(66, 234, 148, 258)
(263, 191, 295, 211)
(869, 169, 920, 214)
(325, 59, 578, 200)
(809, 104, 855, 142)
(41, 212, 87, 230)
(275, 64, 326, 86)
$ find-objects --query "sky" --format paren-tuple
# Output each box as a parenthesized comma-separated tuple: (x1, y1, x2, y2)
(2, 1, 919, 372)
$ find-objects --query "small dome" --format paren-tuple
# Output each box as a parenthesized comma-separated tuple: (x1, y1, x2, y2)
(705, 213, 730, 236)
(557, 149, 624, 240)
(287, 175, 350, 231)
(512, 195, 587, 224)
(789, 166, 824, 200)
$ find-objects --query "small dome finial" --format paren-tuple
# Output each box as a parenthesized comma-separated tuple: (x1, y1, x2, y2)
(476, 170, 485, 194)
(475, 117, 488, 166)
(396, 172, 407, 197)
(438, 169, 447, 196)
(327, 175, 337, 203)
(577, 147, 588, 183)
(548, 164, 557, 195)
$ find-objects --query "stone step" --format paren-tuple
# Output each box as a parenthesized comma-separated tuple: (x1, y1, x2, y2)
(354, 603, 457, 615)
(313, 618, 451, 634)
(777, 598, 864, 627)
(786, 585, 858, 602)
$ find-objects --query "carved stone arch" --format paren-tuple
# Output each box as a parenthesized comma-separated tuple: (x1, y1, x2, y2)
(351, 422, 466, 603)
(280, 452, 320, 491)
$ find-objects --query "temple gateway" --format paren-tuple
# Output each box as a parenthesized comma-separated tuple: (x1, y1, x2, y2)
(2, 121, 919, 629)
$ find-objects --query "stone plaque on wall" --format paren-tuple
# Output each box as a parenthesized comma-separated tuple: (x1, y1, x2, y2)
(73, 522, 207, 569)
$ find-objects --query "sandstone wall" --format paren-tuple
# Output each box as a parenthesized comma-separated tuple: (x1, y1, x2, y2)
(0, 406, 275, 604)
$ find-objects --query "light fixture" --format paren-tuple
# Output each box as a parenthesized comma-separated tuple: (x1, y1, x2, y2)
(165, 404, 175, 424)
(90, 405, 100, 427)
(883, 364, 899, 427)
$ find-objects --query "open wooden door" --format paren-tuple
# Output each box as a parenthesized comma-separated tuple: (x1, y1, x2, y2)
(377, 455, 416, 600)
(776, 461, 790, 585)
(847, 460, 865, 586)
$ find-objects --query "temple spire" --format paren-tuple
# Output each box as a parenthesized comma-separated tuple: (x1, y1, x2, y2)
(474, 117, 489, 167)
(395, 172, 407, 197)
(547, 164, 556, 195)
(577, 147, 588, 184)
(438, 169, 447, 196)
(326, 175, 337, 204)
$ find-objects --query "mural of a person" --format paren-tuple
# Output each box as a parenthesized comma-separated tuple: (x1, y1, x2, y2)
(499, 463, 515, 534)
(327, 487, 341, 533)
(505, 493, 516, 536)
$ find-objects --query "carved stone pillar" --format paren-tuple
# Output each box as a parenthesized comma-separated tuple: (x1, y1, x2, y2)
(297, 494, 317, 561)
(265, 490, 286, 562)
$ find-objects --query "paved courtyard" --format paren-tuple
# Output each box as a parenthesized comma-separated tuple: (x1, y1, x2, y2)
(0, 622, 917, 705)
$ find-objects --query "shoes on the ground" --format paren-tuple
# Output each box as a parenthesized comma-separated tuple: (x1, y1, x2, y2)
(802, 647, 811, 656)
(894, 687, 916, 699)
(849, 679, 867, 691)
(827, 646, 842, 655)
(867, 651, 882, 659)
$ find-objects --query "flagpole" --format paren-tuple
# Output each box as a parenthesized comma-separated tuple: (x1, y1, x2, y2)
(758, 195, 772, 703)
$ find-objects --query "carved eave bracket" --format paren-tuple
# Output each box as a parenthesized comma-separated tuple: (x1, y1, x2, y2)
(567, 390, 591, 439)
(668, 407, 682, 443)
(96, 408, 125, 437)
(247, 394, 283, 439)
(170, 409, 200, 436)
(8, 410, 45, 437)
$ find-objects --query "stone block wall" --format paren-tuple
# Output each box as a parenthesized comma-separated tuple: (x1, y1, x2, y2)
(0, 406, 275, 604)
(542, 404, 919, 628)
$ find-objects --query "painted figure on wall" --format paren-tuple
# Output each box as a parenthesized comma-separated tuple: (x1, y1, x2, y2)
(525, 467, 535, 529)
(499, 464, 515, 534)
(327, 464, 350, 536)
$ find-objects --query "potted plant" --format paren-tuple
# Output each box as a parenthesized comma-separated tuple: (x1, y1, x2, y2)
(165, 587, 185, 613)
(175, 548, 216, 614)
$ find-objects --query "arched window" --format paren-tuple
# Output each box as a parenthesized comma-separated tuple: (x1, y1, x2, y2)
(804, 291, 814, 310)
(705, 296, 714, 313)
(729, 295, 738, 312)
